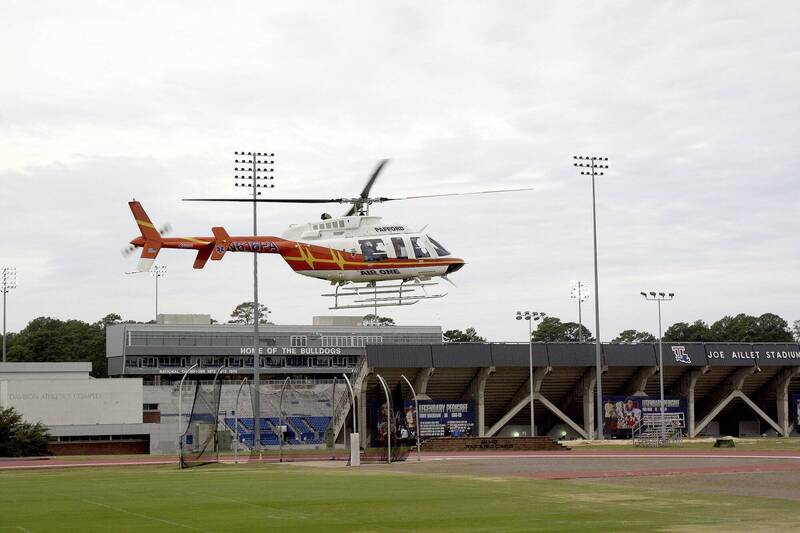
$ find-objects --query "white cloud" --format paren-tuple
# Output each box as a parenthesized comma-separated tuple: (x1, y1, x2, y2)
(0, 1, 798, 340)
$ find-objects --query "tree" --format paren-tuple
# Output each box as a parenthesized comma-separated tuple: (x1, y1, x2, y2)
(663, 320, 712, 342)
(7, 316, 107, 377)
(612, 329, 656, 344)
(709, 313, 793, 342)
(0, 406, 51, 457)
(793, 320, 800, 342)
(443, 327, 486, 343)
(531, 317, 593, 343)
(98, 313, 122, 329)
(361, 314, 395, 326)
(228, 302, 271, 325)
(664, 314, 794, 343)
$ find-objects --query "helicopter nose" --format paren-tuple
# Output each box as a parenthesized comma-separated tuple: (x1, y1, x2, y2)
(446, 260, 465, 274)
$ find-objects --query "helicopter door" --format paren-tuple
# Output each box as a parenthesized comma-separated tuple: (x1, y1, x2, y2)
(410, 236, 431, 258)
(359, 238, 388, 262)
(391, 237, 409, 259)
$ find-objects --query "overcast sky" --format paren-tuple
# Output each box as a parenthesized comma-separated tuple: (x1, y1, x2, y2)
(1, 1, 798, 341)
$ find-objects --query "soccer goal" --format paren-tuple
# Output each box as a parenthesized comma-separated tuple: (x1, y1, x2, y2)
(179, 375, 223, 468)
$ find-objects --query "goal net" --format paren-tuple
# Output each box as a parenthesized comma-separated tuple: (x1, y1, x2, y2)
(179, 379, 223, 468)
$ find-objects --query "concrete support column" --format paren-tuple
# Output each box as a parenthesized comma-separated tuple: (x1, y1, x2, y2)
(773, 367, 800, 437)
(625, 366, 658, 396)
(582, 368, 596, 439)
(461, 366, 495, 437)
(485, 367, 550, 438)
(693, 366, 757, 437)
(413, 368, 435, 401)
(673, 366, 709, 438)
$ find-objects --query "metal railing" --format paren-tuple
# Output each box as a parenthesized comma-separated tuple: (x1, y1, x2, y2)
(632, 413, 685, 447)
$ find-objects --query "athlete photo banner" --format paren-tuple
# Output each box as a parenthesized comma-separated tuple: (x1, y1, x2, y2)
(403, 400, 476, 438)
(602, 395, 687, 437)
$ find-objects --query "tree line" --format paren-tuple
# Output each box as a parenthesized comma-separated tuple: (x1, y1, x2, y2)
(444, 314, 799, 344)
(1, 309, 797, 377)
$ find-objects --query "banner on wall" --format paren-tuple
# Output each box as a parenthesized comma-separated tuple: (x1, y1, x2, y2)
(369, 399, 475, 446)
(793, 394, 800, 432)
(602, 395, 687, 437)
(403, 400, 476, 439)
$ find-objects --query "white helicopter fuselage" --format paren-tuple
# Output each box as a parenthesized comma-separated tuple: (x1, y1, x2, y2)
(280, 215, 463, 283)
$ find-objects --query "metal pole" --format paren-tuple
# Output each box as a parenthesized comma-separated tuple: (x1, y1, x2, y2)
(591, 161, 604, 440)
(251, 154, 262, 459)
(342, 373, 357, 436)
(211, 365, 225, 463)
(376, 374, 392, 464)
(2, 286, 6, 363)
(658, 299, 665, 444)
(177, 362, 199, 467)
(331, 377, 337, 459)
(528, 318, 535, 436)
(279, 376, 290, 462)
(400, 374, 421, 462)
(154, 272, 158, 321)
(578, 282, 583, 344)
(234, 377, 248, 465)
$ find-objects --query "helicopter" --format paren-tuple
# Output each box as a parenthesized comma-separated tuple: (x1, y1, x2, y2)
(125, 159, 531, 309)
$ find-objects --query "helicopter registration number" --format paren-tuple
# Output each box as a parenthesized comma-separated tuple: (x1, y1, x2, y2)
(361, 269, 401, 275)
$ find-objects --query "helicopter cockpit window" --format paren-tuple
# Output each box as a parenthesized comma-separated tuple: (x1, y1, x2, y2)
(410, 237, 430, 258)
(391, 237, 408, 259)
(426, 235, 450, 257)
(359, 239, 388, 261)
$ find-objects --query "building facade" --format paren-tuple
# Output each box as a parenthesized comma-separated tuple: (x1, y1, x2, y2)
(106, 319, 442, 383)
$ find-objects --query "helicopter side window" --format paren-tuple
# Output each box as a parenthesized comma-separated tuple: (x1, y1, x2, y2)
(359, 238, 388, 261)
(410, 237, 430, 258)
(426, 235, 450, 257)
(391, 237, 408, 259)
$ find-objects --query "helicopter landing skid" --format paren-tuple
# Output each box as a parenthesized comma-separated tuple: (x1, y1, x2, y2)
(322, 279, 446, 310)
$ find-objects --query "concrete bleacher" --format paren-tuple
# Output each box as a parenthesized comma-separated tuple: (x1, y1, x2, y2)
(225, 416, 332, 448)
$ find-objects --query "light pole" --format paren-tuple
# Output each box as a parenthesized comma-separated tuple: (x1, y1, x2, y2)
(515, 311, 545, 436)
(641, 291, 674, 445)
(569, 280, 590, 343)
(1, 266, 17, 363)
(151, 265, 166, 322)
(234, 150, 275, 457)
(573, 155, 609, 439)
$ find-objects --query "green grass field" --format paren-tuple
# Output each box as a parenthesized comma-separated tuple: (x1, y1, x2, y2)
(1, 462, 797, 532)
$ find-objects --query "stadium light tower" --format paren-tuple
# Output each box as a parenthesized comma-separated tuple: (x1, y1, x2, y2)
(234, 150, 275, 456)
(569, 280, 590, 343)
(573, 155, 608, 439)
(151, 265, 167, 321)
(2, 266, 17, 363)
(641, 291, 674, 445)
(515, 311, 545, 436)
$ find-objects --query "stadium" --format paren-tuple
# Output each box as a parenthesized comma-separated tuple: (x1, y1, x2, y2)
(3, 314, 800, 530)
(4, 2, 800, 531)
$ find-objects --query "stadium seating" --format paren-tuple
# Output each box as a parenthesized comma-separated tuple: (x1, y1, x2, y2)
(305, 416, 332, 432)
(223, 416, 332, 448)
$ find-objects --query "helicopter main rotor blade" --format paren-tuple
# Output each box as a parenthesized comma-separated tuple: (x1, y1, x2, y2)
(360, 159, 389, 199)
(375, 187, 534, 202)
(183, 198, 347, 204)
(345, 158, 390, 216)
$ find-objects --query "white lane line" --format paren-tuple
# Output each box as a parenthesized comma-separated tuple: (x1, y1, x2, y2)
(0, 460, 173, 470)
(424, 453, 800, 461)
(17, 527, 33, 533)
(80, 499, 213, 532)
